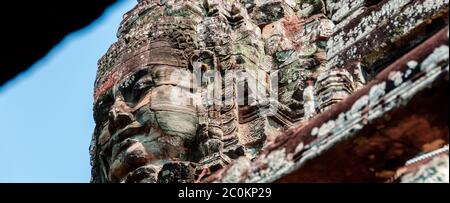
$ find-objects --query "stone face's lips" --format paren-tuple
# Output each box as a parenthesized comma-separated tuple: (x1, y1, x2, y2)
(102, 121, 145, 155)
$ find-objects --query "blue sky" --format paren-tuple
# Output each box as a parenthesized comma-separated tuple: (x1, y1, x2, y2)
(0, 0, 135, 183)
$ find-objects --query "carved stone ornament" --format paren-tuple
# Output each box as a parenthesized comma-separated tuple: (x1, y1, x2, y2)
(90, 0, 363, 183)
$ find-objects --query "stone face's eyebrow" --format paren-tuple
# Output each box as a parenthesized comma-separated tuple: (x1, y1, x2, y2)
(115, 68, 153, 103)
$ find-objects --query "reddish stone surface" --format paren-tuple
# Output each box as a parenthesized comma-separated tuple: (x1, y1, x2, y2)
(276, 75, 448, 182)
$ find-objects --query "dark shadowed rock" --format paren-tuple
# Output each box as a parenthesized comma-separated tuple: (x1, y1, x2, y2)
(0, 0, 118, 86)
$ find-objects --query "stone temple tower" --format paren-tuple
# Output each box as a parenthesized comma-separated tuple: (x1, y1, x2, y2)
(90, 0, 449, 183)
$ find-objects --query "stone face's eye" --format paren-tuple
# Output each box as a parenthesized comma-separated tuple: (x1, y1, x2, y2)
(117, 79, 137, 104)
(117, 68, 153, 105)
(132, 75, 153, 99)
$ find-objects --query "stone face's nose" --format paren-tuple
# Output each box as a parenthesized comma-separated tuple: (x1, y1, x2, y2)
(108, 96, 134, 133)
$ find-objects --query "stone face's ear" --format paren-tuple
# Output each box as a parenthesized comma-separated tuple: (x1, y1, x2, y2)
(190, 50, 220, 92)
(190, 50, 218, 72)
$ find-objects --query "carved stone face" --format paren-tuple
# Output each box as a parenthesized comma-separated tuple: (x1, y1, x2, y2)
(95, 62, 204, 183)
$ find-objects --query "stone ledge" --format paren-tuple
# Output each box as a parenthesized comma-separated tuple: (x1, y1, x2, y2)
(204, 27, 449, 183)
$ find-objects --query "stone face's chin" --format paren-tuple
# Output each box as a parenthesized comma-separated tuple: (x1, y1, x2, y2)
(124, 165, 160, 183)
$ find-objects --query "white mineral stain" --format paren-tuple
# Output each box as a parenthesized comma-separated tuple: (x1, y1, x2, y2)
(389, 71, 403, 87)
